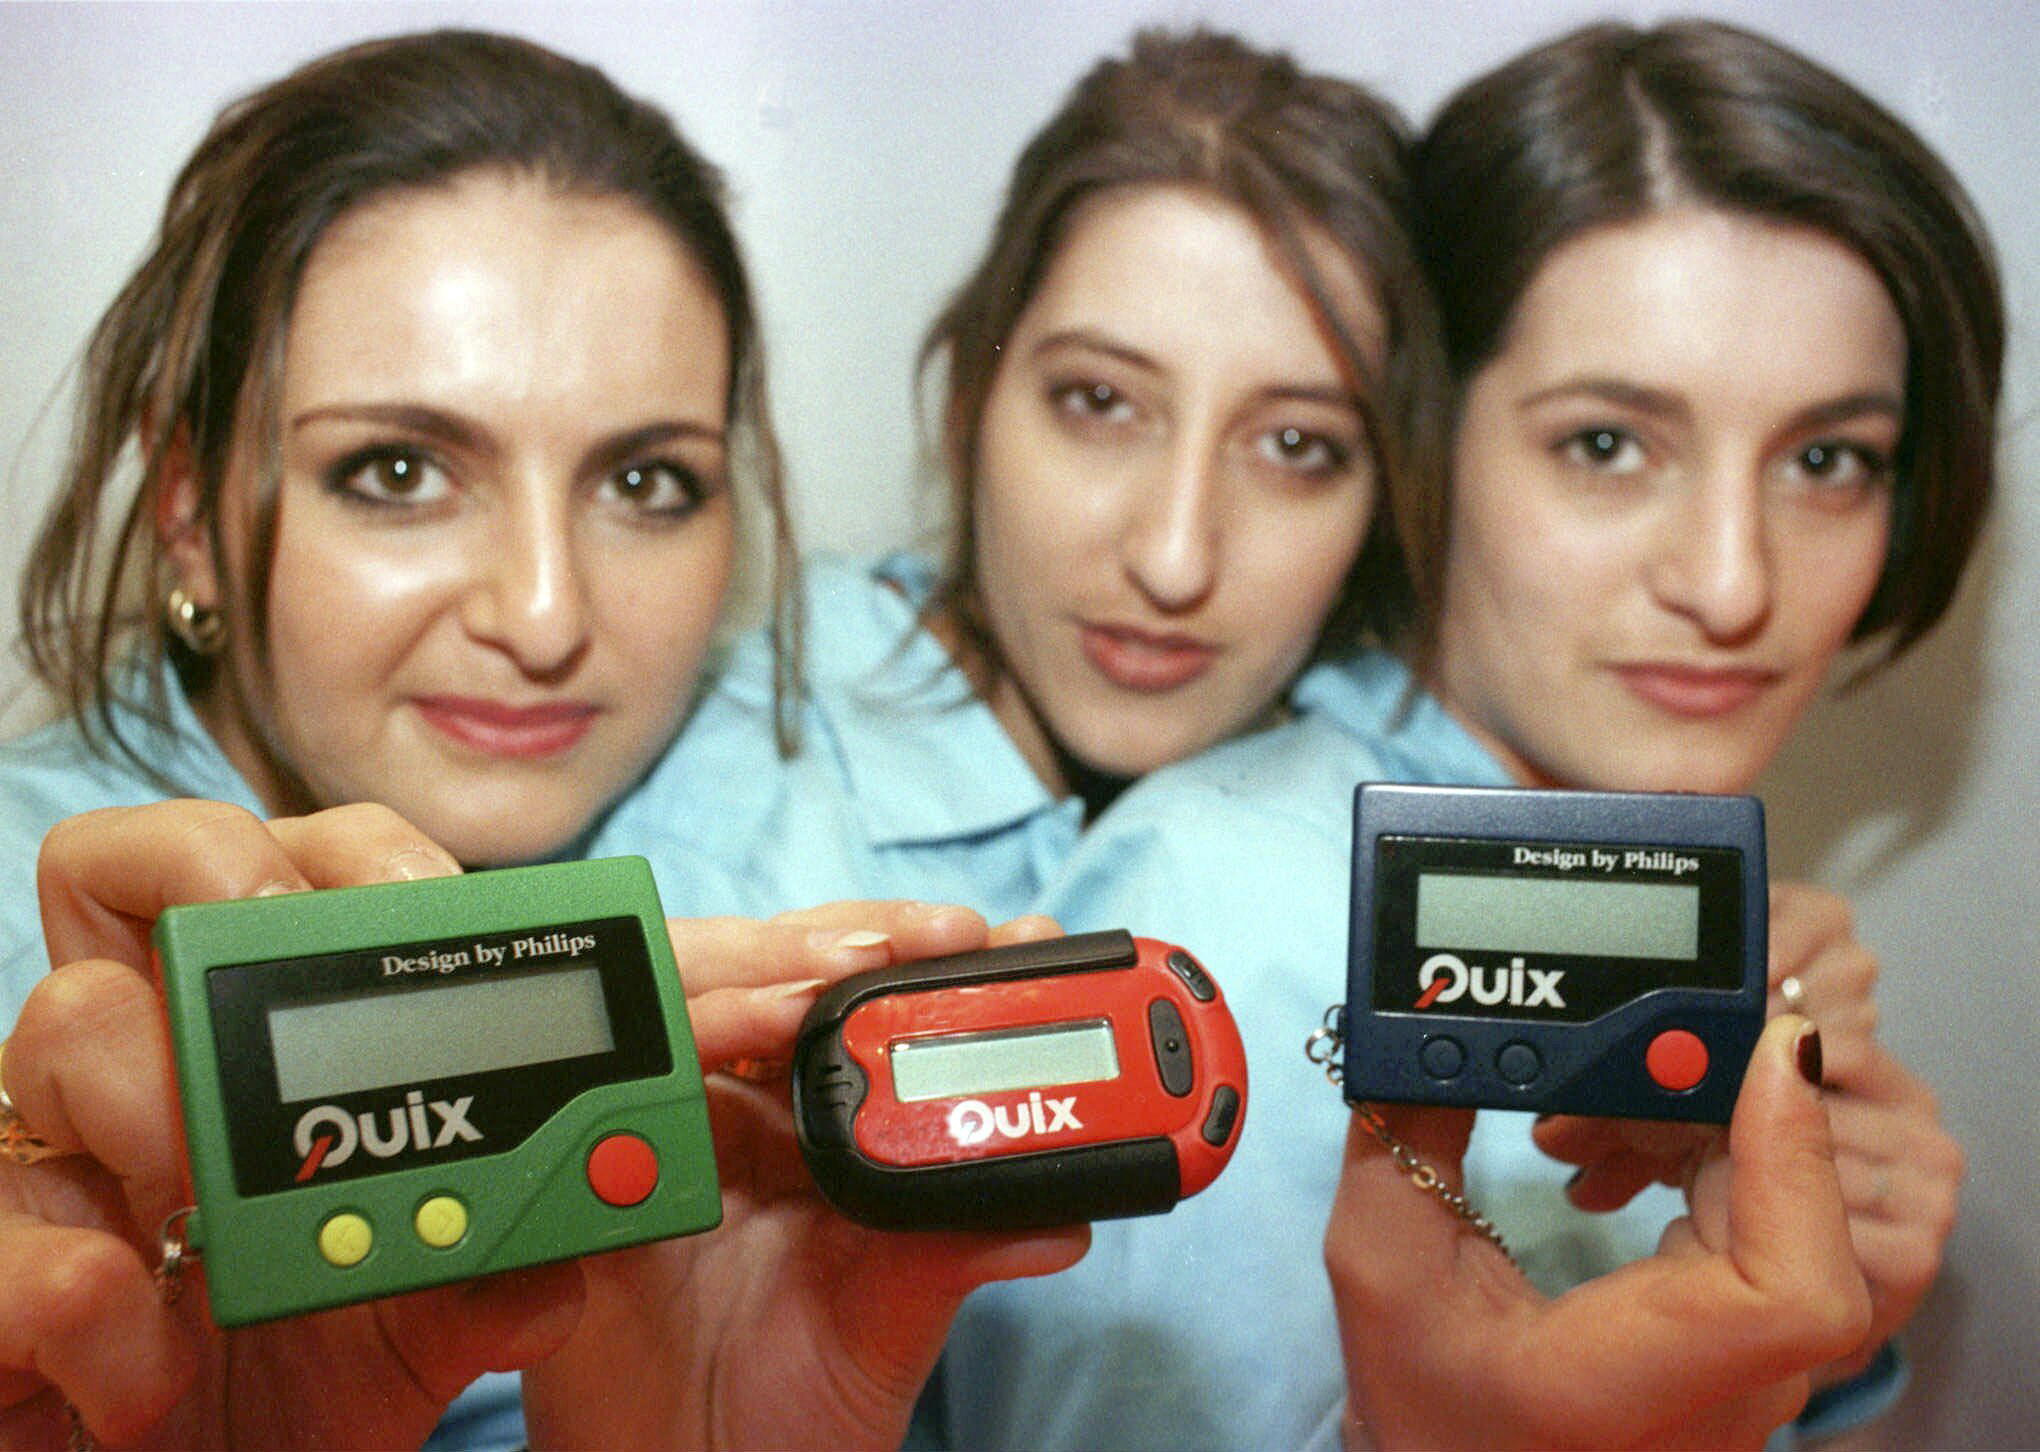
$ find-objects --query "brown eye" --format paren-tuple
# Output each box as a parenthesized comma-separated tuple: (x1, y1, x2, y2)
(325, 448, 452, 507)
(1255, 425, 1350, 475)
(601, 460, 713, 518)
(1556, 426, 1645, 474)
(1050, 380, 1135, 425)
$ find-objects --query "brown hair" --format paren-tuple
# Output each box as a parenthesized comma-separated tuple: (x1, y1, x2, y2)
(920, 27, 1446, 687)
(17, 28, 800, 783)
(1415, 19, 2003, 664)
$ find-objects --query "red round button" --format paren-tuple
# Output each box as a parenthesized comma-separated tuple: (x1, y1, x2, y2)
(1645, 1029, 1710, 1092)
(586, 1132, 660, 1207)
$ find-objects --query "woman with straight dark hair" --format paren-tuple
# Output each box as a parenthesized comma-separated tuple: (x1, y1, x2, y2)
(928, 18, 1994, 1449)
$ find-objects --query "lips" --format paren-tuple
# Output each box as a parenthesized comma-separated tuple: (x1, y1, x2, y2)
(1079, 622, 1218, 693)
(411, 696, 599, 759)
(1611, 663, 1780, 718)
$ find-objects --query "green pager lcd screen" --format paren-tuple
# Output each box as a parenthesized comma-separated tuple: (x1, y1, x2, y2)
(156, 856, 721, 1326)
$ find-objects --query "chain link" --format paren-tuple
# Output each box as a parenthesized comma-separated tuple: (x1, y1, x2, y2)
(62, 1208, 194, 1451)
(1307, 1005, 1513, 1263)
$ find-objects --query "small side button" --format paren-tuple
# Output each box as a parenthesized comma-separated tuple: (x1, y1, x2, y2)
(1201, 1085, 1241, 1146)
(1165, 949, 1217, 1002)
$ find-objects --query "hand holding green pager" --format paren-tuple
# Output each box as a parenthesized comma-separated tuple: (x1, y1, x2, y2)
(0, 800, 1076, 1450)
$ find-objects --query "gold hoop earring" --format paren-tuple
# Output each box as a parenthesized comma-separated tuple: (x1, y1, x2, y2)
(165, 586, 225, 656)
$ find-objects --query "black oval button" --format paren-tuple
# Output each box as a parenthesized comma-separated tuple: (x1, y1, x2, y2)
(1148, 998, 1194, 1097)
(1201, 1085, 1240, 1145)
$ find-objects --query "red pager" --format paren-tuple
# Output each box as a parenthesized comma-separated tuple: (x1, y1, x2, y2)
(791, 930, 1247, 1230)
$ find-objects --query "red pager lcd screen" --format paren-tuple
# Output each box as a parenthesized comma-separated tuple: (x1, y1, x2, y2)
(792, 931, 1247, 1230)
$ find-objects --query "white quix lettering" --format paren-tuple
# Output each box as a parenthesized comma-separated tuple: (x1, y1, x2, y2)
(944, 1090, 1083, 1147)
(292, 1090, 482, 1179)
(1414, 952, 1566, 1010)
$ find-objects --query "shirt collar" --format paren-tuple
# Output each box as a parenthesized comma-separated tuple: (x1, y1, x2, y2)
(1292, 652, 1512, 787)
(807, 555, 1076, 849)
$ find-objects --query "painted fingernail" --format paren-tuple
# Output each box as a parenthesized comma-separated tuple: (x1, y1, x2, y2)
(1796, 1024, 1825, 1087)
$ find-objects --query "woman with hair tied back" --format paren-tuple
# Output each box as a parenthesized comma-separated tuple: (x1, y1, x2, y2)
(0, 31, 1082, 1449)
(596, 25, 1438, 918)
(924, 18, 1993, 1451)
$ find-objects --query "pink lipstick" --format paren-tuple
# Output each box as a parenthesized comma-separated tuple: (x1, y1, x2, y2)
(412, 696, 598, 759)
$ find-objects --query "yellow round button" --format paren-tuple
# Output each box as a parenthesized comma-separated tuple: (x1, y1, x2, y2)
(414, 1195, 468, 1250)
(318, 1212, 373, 1268)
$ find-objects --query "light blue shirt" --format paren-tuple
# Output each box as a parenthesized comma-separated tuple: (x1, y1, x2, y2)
(590, 554, 1086, 923)
(0, 674, 263, 1022)
(913, 651, 1895, 1449)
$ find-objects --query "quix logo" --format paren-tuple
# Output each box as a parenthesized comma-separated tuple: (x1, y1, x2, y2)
(945, 1090, 1082, 1147)
(1413, 952, 1566, 1011)
(293, 1090, 482, 1181)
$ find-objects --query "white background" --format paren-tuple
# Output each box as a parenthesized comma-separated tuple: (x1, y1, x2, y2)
(2, 2, 2034, 1444)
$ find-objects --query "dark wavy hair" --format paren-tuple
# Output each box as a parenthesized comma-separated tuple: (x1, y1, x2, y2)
(18, 28, 800, 781)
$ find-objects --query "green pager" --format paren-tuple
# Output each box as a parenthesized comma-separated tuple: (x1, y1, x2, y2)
(156, 856, 721, 1326)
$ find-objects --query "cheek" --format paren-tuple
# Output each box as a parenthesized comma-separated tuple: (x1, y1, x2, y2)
(604, 535, 733, 686)
(262, 537, 458, 717)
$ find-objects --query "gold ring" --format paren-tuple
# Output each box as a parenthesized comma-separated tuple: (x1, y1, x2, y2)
(0, 1042, 72, 1166)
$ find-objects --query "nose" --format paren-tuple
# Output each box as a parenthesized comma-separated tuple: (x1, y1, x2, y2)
(458, 493, 591, 678)
(1643, 466, 1773, 644)
(1119, 437, 1220, 613)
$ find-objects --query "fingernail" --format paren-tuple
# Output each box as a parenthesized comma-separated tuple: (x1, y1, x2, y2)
(1796, 1024, 1824, 1087)
(254, 880, 297, 897)
(832, 930, 889, 950)
(386, 846, 459, 881)
(766, 977, 828, 1001)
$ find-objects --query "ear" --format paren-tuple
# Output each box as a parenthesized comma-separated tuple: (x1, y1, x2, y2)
(153, 424, 221, 606)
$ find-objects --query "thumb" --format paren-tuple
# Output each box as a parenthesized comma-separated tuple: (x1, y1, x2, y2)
(1542, 1014, 1870, 1415)
(1720, 1015, 1867, 1335)
(825, 1223, 1089, 1396)
(378, 1261, 587, 1402)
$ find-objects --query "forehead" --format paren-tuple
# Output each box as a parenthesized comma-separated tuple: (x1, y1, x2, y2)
(1491, 208, 1906, 410)
(282, 170, 730, 422)
(1022, 182, 1384, 378)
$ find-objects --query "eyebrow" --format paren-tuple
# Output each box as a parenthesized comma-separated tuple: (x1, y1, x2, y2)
(291, 403, 725, 475)
(1517, 378, 1905, 431)
(1029, 328, 1364, 411)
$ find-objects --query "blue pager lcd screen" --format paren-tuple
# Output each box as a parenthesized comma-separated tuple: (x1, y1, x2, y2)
(1344, 784, 1766, 1122)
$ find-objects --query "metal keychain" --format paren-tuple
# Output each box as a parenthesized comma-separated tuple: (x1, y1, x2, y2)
(1307, 1005, 1511, 1261)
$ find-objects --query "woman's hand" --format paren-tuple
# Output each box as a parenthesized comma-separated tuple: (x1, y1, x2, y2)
(1536, 883, 1962, 1385)
(3, 799, 584, 1448)
(1325, 1014, 1871, 1451)
(522, 911, 1090, 1450)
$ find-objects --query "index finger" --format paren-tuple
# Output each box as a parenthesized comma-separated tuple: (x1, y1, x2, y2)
(37, 802, 312, 971)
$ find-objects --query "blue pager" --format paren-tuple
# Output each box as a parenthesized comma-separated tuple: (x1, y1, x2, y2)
(1342, 783, 1766, 1122)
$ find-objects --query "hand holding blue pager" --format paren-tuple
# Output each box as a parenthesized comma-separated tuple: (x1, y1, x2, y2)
(1325, 1014, 1872, 1450)
(1533, 881, 1962, 1389)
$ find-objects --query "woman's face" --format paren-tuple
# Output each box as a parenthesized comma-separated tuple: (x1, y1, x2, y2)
(972, 184, 1380, 788)
(1438, 207, 1903, 794)
(179, 170, 735, 865)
